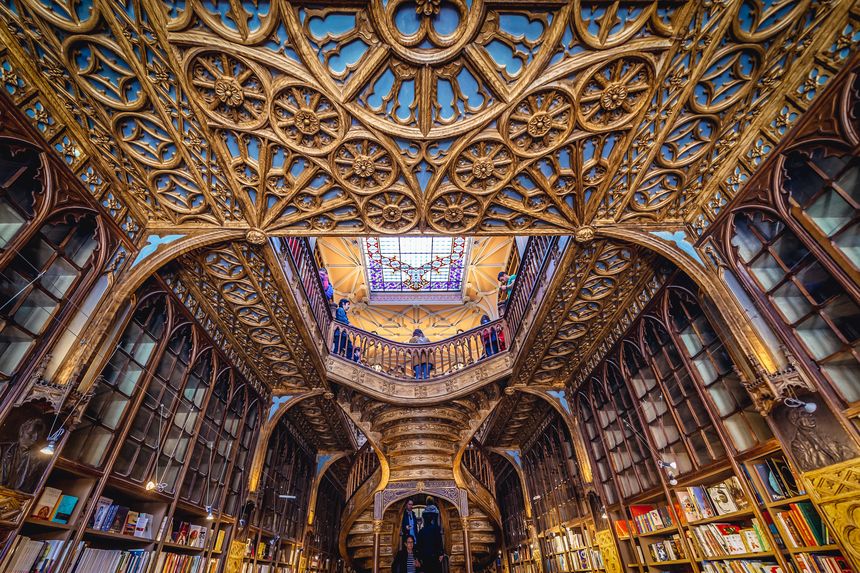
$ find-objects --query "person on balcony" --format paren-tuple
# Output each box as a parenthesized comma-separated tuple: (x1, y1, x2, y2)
(333, 299, 352, 357)
(392, 535, 421, 573)
(497, 271, 516, 300)
(319, 267, 334, 302)
(409, 329, 432, 380)
(480, 314, 499, 358)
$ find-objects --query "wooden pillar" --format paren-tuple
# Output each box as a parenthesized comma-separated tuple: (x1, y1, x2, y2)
(461, 517, 473, 573)
(372, 519, 383, 573)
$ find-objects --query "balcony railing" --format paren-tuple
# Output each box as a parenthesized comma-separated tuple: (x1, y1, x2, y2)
(503, 235, 559, 339)
(277, 237, 332, 336)
(329, 319, 509, 381)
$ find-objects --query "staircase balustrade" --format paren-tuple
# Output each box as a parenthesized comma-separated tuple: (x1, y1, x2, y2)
(329, 320, 509, 381)
(462, 443, 495, 494)
(503, 235, 559, 339)
(346, 443, 379, 501)
(278, 237, 333, 336)
(279, 235, 566, 385)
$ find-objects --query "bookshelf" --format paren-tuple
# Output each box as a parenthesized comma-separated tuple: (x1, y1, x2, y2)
(0, 281, 325, 573)
(739, 450, 854, 573)
(539, 521, 607, 573)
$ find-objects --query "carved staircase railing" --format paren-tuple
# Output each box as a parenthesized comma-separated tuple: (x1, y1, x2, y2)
(346, 442, 379, 501)
(329, 319, 509, 381)
(275, 237, 332, 338)
(462, 442, 495, 494)
(504, 235, 560, 339)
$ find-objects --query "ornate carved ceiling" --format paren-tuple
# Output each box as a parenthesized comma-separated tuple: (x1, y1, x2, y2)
(166, 242, 326, 390)
(2, 0, 859, 240)
(511, 239, 664, 386)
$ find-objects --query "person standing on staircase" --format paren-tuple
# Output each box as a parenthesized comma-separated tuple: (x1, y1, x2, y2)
(401, 499, 418, 545)
(417, 505, 445, 573)
(392, 535, 421, 573)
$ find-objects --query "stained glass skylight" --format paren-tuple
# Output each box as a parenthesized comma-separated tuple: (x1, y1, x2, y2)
(363, 237, 468, 293)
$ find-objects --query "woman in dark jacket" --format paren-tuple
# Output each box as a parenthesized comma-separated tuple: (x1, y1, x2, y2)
(392, 535, 421, 573)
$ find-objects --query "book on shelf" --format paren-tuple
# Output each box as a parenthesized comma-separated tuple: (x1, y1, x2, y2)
(2, 536, 71, 573)
(793, 553, 851, 573)
(677, 477, 750, 522)
(69, 546, 151, 573)
(32, 487, 63, 521)
(108, 506, 130, 534)
(613, 519, 630, 538)
(90, 497, 113, 530)
(133, 513, 152, 539)
(646, 534, 685, 563)
(187, 524, 207, 548)
(52, 495, 79, 524)
(154, 552, 205, 573)
(700, 560, 783, 573)
(690, 520, 771, 558)
(751, 456, 804, 503)
(214, 529, 226, 553)
(628, 504, 673, 533)
(774, 502, 829, 548)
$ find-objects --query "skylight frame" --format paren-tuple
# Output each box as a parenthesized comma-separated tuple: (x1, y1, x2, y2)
(362, 236, 471, 303)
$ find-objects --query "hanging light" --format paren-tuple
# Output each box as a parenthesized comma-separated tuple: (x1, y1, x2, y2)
(39, 390, 91, 457)
(667, 473, 678, 486)
(146, 404, 168, 493)
(600, 506, 608, 520)
(783, 397, 817, 413)
(203, 441, 217, 520)
(657, 460, 677, 470)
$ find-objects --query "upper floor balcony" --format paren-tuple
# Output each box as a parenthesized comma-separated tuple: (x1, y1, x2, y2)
(274, 234, 568, 401)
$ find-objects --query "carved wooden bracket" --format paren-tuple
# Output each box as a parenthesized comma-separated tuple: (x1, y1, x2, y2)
(739, 347, 818, 416)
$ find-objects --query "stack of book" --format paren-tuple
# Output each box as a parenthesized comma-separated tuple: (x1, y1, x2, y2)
(691, 520, 771, 558)
(153, 552, 204, 573)
(31, 487, 80, 524)
(773, 502, 829, 548)
(628, 504, 674, 533)
(700, 560, 783, 573)
(568, 549, 590, 570)
(676, 477, 750, 522)
(69, 547, 151, 573)
(646, 534, 686, 563)
(749, 456, 804, 502)
(164, 519, 208, 548)
(0, 537, 70, 573)
(88, 497, 154, 539)
(793, 553, 851, 573)
(564, 531, 587, 548)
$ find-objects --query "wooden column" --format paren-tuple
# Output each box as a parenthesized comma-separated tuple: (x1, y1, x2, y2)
(461, 517, 473, 573)
(372, 519, 383, 573)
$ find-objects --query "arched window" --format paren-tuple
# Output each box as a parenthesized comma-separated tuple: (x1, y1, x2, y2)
(0, 139, 41, 249)
(620, 338, 691, 474)
(731, 209, 860, 404)
(640, 316, 726, 469)
(181, 368, 229, 506)
(113, 324, 195, 483)
(782, 148, 860, 270)
(576, 387, 616, 505)
(0, 211, 100, 388)
(598, 368, 658, 499)
(665, 287, 773, 451)
(157, 347, 213, 493)
(225, 393, 259, 516)
(64, 293, 168, 467)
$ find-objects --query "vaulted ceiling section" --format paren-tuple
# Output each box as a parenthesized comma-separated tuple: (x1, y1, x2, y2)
(2, 0, 858, 241)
